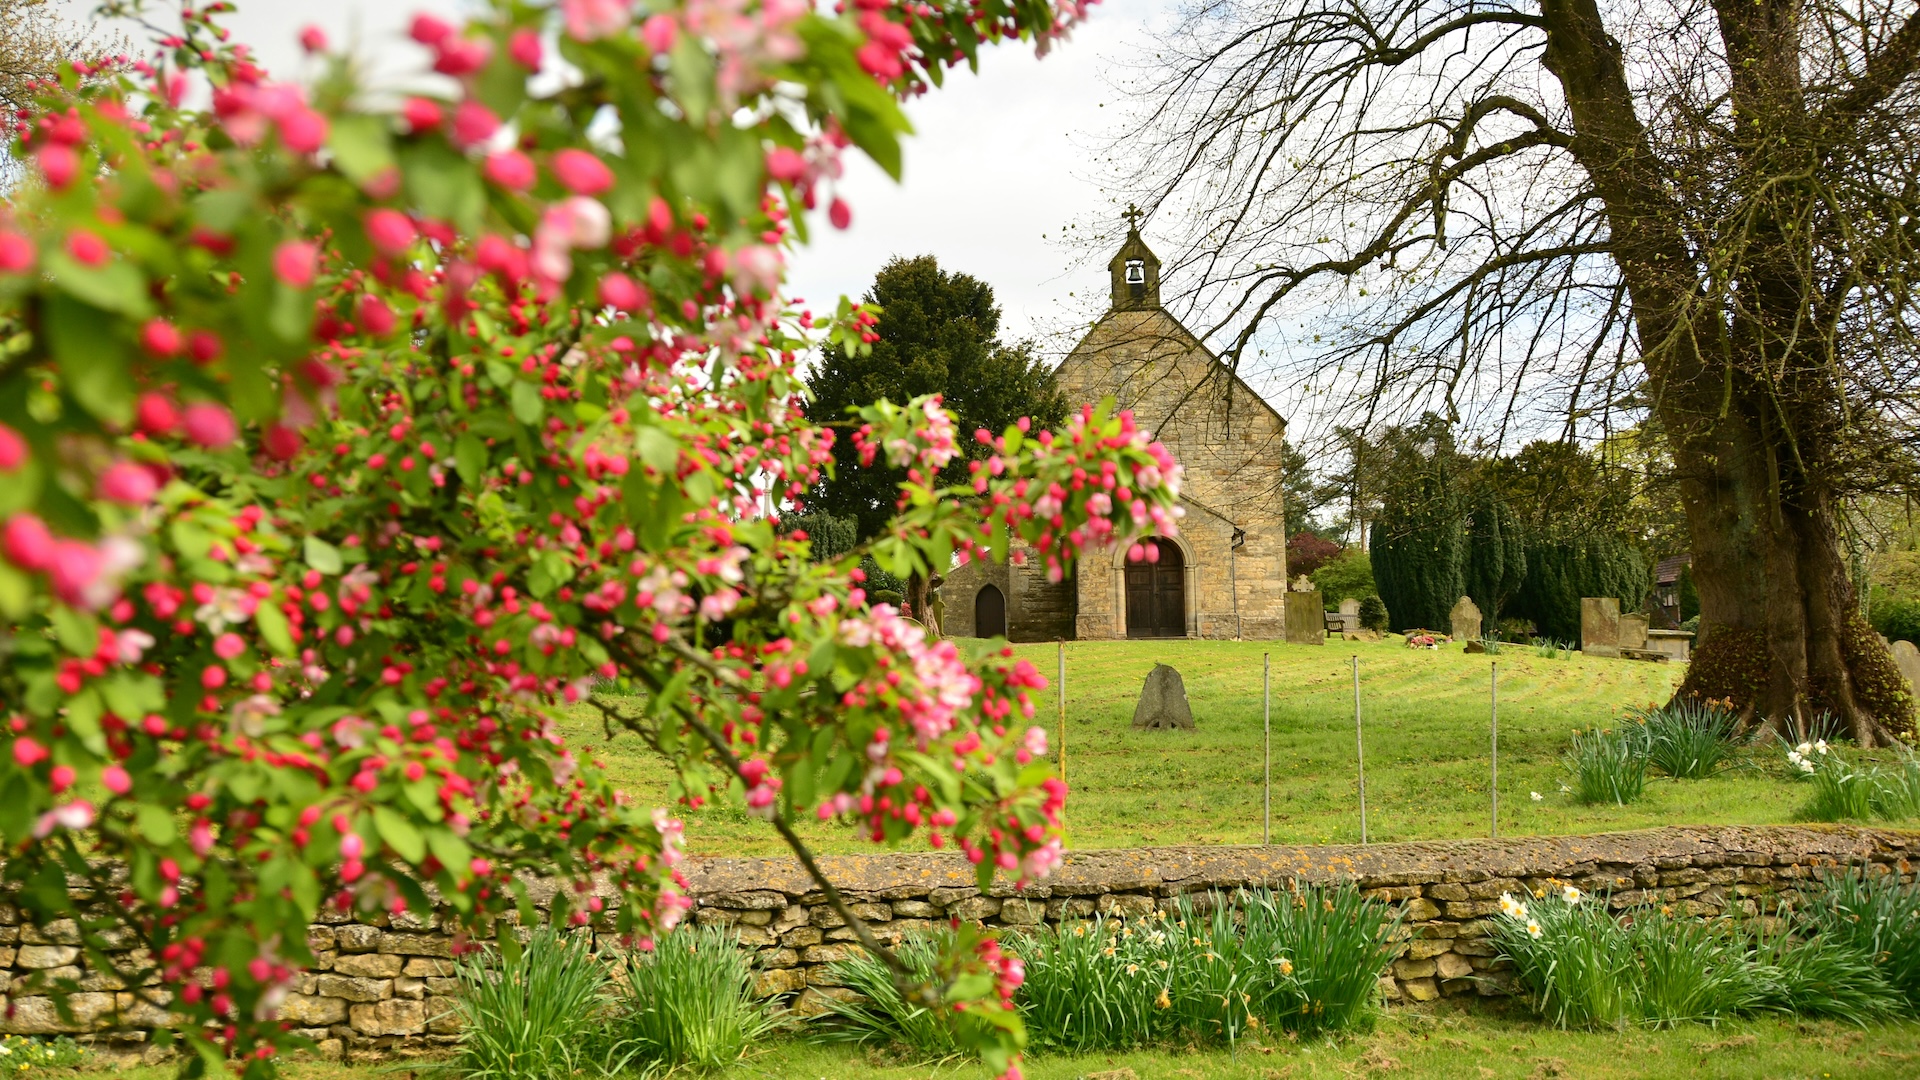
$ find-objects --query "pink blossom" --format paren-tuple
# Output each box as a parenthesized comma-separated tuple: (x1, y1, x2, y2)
(358, 294, 396, 336)
(0, 232, 35, 273)
(484, 149, 536, 191)
(402, 97, 444, 133)
(12, 737, 47, 767)
(38, 143, 76, 189)
(2, 514, 55, 571)
(66, 230, 109, 267)
(364, 209, 417, 256)
(451, 101, 501, 149)
(564, 0, 632, 41)
(408, 14, 455, 46)
(551, 148, 614, 195)
(278, 107, 329, 154)
(32, 800, 94, 839)
(598, 272, 645, 311)
(641, 13, 678, 52)
(829, 197, 852, 229)
(47, 541, 105, 604)
(273, 241, 318, 287)
(299, 25, 328, 53)
(101, 764, 132, 796)
(766, 146, 808, 183)
(508, 29, 544, 70)
(182, 403, 238, 448)
(99, 461, 158, 505)
(0, 423, 24, 471)
(214, 632, 246, 660)
(136, 393, 179, 436)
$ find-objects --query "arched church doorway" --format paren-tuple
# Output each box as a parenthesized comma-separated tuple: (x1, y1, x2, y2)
(1124, 539, 1186, 638)
(974, 584, 1007, 639)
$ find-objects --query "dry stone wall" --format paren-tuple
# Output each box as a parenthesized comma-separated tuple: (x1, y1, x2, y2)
(4, 826, 1913, 1062)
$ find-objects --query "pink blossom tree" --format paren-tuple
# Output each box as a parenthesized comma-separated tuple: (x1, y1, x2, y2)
(0, 0, 1181, 1075)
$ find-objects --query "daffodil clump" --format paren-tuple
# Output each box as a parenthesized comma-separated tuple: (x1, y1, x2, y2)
(1492, 873, 1919, 1029)
(0, 1036, 86, 1072)
(819, 885, 1397, 1056)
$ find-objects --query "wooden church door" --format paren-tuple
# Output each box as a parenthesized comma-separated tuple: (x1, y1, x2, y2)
(974, 584, 1007, 639)
(1124, 539, 1186, 638)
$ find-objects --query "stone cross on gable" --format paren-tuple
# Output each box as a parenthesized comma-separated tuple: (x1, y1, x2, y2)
(1122, 204, 1144, 231)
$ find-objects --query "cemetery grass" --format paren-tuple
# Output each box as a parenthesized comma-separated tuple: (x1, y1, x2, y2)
(57, 1013, 1920, 1079)
(559, 638, 1914, 856)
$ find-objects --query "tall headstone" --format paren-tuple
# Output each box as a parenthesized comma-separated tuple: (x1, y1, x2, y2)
(1131, 664, 1196, 729)
(1284, 590, 1326, 644)
(1448, 596, 1483, 643)
(1581, 597, 1621, 657)
(1893, 640, 1920, 696)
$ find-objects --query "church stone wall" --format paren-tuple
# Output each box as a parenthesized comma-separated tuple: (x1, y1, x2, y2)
(936, 543, 1074, 643)
(1055, 311, 1289, 639)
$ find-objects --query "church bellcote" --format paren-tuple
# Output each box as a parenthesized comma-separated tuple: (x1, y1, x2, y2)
(1107, 208, 1161, 311)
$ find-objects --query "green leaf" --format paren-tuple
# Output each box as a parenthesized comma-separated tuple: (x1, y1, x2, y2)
(43, 294, 134, 425)
(373, 806, 426, 864)
(136, 803, 177, 846)
(0, 563, 30, 619)
(255, 601, 295, 658)
(328, 114, 396, 186)
(454, 434, 487, 486)
(45, 252, 154, 318)
(427, 829, 472, 878)
(401, 142, 486, 231)
(636, 426, 679, 472)
(66, 688, 107, 757)
(511, 380, 546, 425)
(49, 607, 96, 657)
(304, 536, 344, 575)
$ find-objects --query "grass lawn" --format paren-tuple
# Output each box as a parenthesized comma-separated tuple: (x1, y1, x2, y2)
(555, 637, 1909, 856)
(60, 1011, 1920, 1079)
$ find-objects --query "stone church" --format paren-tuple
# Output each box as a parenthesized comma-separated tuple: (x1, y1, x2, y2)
(937, 224, 1292, 640)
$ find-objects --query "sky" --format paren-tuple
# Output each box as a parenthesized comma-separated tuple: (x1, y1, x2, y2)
(60, 0, 1180, 351)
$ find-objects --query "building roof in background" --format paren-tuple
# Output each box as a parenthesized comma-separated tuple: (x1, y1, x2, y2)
(1655, 554, 1693, 584)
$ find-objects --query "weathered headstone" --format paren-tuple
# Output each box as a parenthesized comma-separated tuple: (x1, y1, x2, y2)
(1581, 597, 1621, 657)
(1448, 595, 1482, 643)
(1617, 612, 1649, 651)
(1893, 640, 1920, 696)
(1337, 597, 1361, 634)
(1284, 590, 1326, 644)
(1131, 664, 1195, 730)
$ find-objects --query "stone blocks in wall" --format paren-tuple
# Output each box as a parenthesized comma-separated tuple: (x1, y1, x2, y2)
(4, 825, 1913, 1061)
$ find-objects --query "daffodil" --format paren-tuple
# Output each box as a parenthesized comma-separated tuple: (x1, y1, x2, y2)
(1526, 919, 1543, 939)
(1561, 884, 1583, 905)
(1277, 957, 1294, 975)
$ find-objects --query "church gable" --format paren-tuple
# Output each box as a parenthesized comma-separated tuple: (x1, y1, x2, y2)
(938, 222, 1297, 642)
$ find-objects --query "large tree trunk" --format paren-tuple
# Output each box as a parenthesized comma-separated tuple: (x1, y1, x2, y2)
(1671, 411, 1908, 746)
(1539, 0, 1914, 744)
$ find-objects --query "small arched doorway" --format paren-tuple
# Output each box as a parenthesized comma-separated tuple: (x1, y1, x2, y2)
(1124, 539, 1186, 638)
(974, 584, 1007, 639)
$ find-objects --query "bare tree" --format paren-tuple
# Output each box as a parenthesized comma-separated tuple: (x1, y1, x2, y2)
(1108, 0, 1920, 743)
(0, 1, 101, 111)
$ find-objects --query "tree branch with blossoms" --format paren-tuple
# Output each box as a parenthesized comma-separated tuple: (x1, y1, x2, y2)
(0, 0, 1133, 1076)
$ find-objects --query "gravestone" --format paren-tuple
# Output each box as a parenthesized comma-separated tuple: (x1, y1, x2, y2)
(1336, 597, 1361, 634)
(1581, 597, 1621, 657)
(1448, 596, 1482, 643)
(1131, 664, 1195, 730)
(1893, 640, 1920, 696)
(1617, 612, 1649, 651)
(1284, 590, 1326, 644)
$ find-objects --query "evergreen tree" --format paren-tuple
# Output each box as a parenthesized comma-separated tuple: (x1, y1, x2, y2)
(1462, 482, 1526, 622)
(805, 255, 1066, 540)
(1367, 418, 1469, 631)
